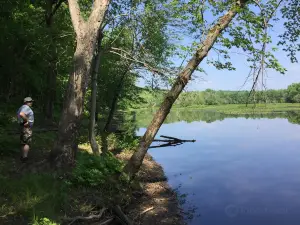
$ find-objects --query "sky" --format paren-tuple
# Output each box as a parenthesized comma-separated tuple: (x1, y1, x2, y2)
(137, 2, 299, 91)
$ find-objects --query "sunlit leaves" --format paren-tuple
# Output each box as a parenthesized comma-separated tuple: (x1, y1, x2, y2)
(278, 0, 300, 63)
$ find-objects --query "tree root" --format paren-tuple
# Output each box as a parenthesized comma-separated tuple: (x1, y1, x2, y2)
(91, 217, 114, 225)
(62, 206, 133, 225)
(112, 205, 133, 225)
(63, 208, 107, 225)
(133, 206, 154, 220)
(99, 217, 114, 225)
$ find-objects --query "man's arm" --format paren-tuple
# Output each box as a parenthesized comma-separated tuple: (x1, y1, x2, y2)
(19, 111, 28, 123)
(19, 107, 30, 126)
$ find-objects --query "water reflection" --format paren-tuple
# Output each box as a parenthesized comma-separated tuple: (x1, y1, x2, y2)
(136, 110, 300, 225)
(136, 109, 300, 127)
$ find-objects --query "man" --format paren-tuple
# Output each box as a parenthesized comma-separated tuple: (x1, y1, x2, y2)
(17, 97, 34, 162)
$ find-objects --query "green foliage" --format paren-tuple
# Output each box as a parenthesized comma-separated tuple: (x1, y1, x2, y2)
(32, 217, 59, 225)
(279, 0, 300, 63)
(134, 83, 300, 109)
(135, 104, 300, 127)
(0, 0, 74, 109)
(72, 151, 124, 187)
(286, 83, 300, 103)
(0, 173, 68, 222)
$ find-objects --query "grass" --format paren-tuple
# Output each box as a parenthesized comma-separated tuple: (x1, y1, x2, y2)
(0, 110, 132, 225)
(0, 173, 68, 223)
(131, 103, 300, 114)
(0, 137, 130, 225)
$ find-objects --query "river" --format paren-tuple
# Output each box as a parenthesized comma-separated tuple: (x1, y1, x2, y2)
(135, 110, 300, 225)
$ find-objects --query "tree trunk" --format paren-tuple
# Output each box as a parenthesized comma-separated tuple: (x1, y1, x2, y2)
(104, 66, 130, 132)
(123, 0, 249, 178)
(44, 0, 63, 120)
(89, 33, 103, 155)
(44, 51, 57, 120)
(50, 39, 94, 166)
(50, 0, 110, 167)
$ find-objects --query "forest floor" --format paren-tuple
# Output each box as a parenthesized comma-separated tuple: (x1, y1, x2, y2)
(0, 117, 184, 225)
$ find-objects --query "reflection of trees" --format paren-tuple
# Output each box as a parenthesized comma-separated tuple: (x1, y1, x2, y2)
(135, 110, 300, 127)
(286, 111, 300, 125)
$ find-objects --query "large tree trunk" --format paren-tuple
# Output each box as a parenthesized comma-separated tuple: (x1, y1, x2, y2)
(89, 33, 103, 155)
(50, 0, 110, 167)
(123, 0, 249, 178)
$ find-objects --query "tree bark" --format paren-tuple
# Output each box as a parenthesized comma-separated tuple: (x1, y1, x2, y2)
(50, 0, 110, 167)
(89, 32, 103, 155)
(104, 65, 130, 132)
(123, 0, 249, 178)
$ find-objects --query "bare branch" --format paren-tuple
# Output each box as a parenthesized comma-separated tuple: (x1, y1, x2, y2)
(64, 208, 106, 225)
(108, 48, 168, 77)
(247, 0, 285, 106)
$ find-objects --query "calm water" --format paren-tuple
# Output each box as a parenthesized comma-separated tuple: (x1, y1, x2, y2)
(136, 111, 300, 225)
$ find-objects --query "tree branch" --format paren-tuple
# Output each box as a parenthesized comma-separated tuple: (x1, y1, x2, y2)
(89, 0, 111, 27)
(47, 0, 65, 24)
(108, 48, 168, 77)
(68, 0, 83, 36)
(64, 208, 106, 225)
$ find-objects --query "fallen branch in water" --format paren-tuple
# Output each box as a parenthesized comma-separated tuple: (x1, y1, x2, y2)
(150, 135, 196, 149)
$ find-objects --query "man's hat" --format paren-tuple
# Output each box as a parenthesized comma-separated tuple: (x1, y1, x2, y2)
(24, 97, 34, 103)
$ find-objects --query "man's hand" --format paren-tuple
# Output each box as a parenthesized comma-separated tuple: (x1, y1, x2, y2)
(19, 112, 29, 127)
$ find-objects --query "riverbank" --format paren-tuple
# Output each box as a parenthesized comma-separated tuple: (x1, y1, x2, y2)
(116, 152, 183, 225)
(131, 103, 300, 114)
(131, 104, 300, 128)
(178, 103, 300, 114)
(0, 128, 184, 225)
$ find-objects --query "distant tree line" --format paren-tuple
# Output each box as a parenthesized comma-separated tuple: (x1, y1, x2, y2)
(137, 82, 300, 108)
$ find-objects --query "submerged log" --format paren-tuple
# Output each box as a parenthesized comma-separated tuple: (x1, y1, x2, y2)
(150, 135, 196, 149)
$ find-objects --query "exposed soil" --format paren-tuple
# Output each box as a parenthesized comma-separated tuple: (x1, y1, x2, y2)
(116, 152, 184, 225)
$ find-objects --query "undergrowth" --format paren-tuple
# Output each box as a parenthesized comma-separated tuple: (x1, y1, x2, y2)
(0, 145, 132, 224)
(0, 110, 138, 224)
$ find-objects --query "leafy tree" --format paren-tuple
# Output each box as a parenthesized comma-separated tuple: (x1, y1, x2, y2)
(286, 83, 300, 103)
(50, 0, 110, 166)
(279, 0, 300, 63)
(124, 0, 297, 178)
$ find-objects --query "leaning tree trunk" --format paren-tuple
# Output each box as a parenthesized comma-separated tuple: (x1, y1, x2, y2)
(89, 33, 103, 155)
(123, 0, 249, 178)
(50, 0, 110, 167)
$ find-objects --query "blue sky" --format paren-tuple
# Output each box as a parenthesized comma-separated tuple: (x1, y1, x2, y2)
(185, 47, 300, 91)
(137, 2, 299, 91)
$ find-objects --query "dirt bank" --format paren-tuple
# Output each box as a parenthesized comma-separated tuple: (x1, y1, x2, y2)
(116, 152, 184, 225)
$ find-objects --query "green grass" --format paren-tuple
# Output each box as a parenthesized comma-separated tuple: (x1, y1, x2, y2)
(132, 103, 300, 114)
(0, 172, 68, 224)
(0, 109, 132, 225)
(175, 103, 300, 113)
